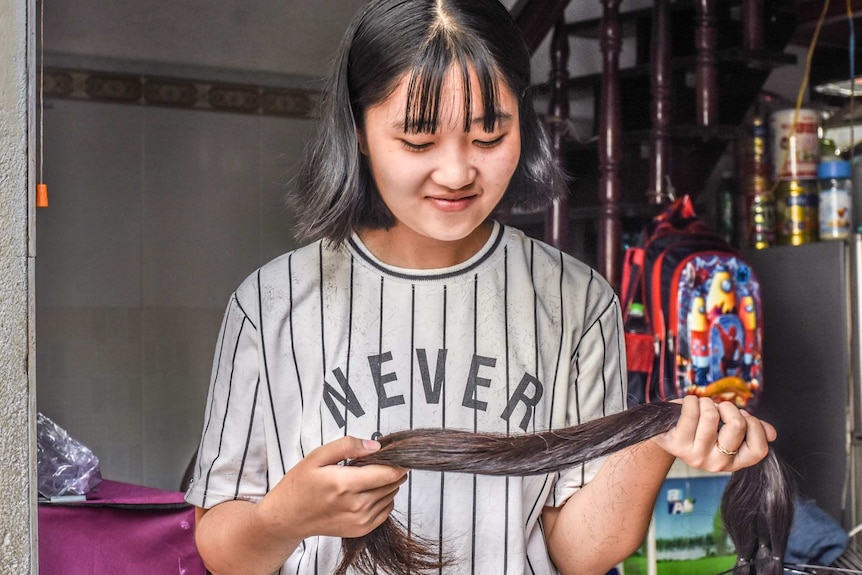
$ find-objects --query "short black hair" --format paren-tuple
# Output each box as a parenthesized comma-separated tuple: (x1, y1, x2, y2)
(291, 0, 565, 244)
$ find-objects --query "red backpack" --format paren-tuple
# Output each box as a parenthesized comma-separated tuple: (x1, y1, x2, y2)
(620, 195, 764, 409)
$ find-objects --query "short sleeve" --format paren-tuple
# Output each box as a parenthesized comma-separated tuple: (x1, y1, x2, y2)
(185, 292, 269, 509)
(549, 287, 627, 506)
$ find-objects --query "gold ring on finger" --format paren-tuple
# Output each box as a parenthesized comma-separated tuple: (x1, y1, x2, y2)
(715, 440, 738, 457)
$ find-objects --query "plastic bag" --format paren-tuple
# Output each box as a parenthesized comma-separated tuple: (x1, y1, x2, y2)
(36, 412, 102, 498)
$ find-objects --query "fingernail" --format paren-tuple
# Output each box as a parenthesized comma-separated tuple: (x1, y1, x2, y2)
(362, 439, 381, 451)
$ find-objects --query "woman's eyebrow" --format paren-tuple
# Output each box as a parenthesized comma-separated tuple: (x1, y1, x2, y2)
(471, 112, 513, 128)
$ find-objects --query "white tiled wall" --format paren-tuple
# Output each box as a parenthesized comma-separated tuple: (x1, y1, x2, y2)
(36, 97, 313, 490)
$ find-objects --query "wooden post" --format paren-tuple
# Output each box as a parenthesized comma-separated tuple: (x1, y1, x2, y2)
(648, 0, 671, 206)
(545, 21, 569, 251)
(599, 0, 623, 289)
(742, 0, 764, 51)
(695, 0, 718, 127)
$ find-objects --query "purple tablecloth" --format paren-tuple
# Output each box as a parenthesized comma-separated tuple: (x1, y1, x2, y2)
(39, 479, 206, 575)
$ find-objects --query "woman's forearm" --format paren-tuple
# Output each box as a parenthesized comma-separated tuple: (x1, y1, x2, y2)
(194, 500, 303, 575)
(543, 439, 675, 575)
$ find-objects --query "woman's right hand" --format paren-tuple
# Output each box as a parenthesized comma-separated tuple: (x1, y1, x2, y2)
(256, 436, 408, 540)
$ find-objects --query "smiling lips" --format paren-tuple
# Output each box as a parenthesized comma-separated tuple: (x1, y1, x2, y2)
(427, 194, 478, 212)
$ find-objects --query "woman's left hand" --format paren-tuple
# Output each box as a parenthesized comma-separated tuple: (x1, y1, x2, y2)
(650, 395, 777, 473)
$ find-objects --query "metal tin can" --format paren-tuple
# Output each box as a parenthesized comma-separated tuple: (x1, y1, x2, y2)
(776, 179, 819, 245)
(749, 189, 776, 249)
(770, 108, 821, 180)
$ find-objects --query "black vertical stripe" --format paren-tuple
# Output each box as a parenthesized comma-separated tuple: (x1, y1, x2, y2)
(438, 285, 447, 573)
(573, 351, 584, 486)
(232, 296, 256, 329)
(583, 270, 596, 335)
(377, 275, 384, 431)
(233, 377, 261, 498)
(503, 246, 510, 573)
(296, 539, 308, 575)
(530, 241, 538, 433)
(573, 352, 582, 425)
(533, 511, 554, 575)
(344, 257, 354, 436)
(318, 244, 326, 450)
(548, 252, 565, 508)
(525, 474, 551, 532)
(615, 298, 627, 410)
(196, 296, 232, 484)
(408, 285, 416, 537)
(257, 269, 287, 473)
(525, 551, 538, 575)
(287, 254, 306, 459)
(288, 260, 308, 575)
(257, 270, 286, 475)
(315, 246, 324, 575)
(471, 273, 478, 575)
(599, 320, 608, 417)
(547, 252, 565, 429)
(201, 316, 247, 507)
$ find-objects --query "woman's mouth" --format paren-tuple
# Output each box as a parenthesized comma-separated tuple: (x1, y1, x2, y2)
(427, 195, 477, 212)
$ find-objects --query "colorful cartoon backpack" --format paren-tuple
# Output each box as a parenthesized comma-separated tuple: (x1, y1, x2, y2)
(620, 195, 764, 409)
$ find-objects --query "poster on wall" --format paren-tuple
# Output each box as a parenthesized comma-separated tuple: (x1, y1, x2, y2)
(622, 473, 734, 575)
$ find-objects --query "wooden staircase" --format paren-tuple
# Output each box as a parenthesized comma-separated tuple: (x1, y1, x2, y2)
(507, 0, 801, 289)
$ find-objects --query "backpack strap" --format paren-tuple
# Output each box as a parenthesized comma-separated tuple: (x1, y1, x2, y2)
(620, 247, 645, 321)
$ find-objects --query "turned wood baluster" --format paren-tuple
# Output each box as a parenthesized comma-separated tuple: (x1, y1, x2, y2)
(742, 0, 764, 51)
(599, 0, 622, 289)
(545, 21, 569, 251)
(648, 0, 671, 206)
(695, 0, 717, 127)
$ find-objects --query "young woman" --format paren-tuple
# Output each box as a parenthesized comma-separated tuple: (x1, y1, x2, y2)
(185, 1, 776, 574)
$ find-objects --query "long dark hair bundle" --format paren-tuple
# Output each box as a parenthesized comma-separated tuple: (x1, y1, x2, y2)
(336, 401, 795, 575)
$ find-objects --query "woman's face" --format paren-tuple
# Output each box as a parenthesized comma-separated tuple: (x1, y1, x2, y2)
(358, 67, 521, 266)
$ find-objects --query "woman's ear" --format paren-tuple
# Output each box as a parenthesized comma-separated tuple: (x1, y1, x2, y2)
(357, 131, 369, 155)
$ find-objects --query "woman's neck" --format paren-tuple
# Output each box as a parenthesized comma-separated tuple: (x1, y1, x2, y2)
(358, 221, 494, 269)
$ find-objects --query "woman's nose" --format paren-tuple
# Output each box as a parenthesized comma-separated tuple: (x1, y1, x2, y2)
(430, 147, 477, 190)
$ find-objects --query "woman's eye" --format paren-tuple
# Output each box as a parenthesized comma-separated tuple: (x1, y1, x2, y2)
(474, 135, 505, 148)
(401, 140, 432, 152)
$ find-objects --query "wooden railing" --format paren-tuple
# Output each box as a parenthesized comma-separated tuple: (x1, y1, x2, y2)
(514, 0, 771, 292)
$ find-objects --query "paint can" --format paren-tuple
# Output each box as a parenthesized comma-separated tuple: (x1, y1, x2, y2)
(770, 108, 820, 180)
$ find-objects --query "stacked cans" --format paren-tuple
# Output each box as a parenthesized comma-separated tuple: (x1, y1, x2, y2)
(740, 115, 775, 249)
(770, 108, 821, 246)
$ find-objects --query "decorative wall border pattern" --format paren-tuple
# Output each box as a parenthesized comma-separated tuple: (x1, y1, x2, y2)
(43, 68, 319, 118)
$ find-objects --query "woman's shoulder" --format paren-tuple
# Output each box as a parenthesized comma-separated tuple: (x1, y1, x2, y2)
(232, 239, 336, 303)
(501, 224, 614, 296)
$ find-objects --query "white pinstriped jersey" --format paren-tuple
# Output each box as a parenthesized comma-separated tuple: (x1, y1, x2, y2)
(186, 221, 627, 574)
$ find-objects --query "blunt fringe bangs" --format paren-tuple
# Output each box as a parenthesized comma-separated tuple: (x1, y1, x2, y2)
(290, 0, 566, 244)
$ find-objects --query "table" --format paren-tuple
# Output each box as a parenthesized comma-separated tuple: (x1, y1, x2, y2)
(38, 479, 206, 575)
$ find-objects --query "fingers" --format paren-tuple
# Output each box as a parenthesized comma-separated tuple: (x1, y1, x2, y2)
(306, 435, 382, 466)
(267, 436, 408, 539)
(737, 410, 771, 461)
(304, 436, 408, 493)
(700, 400, 774, 471)
(715, 400, 747, 455)
(743, 409, 777, 441)
(659, 396, 777, 472)
(671, 395, 703, 442)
